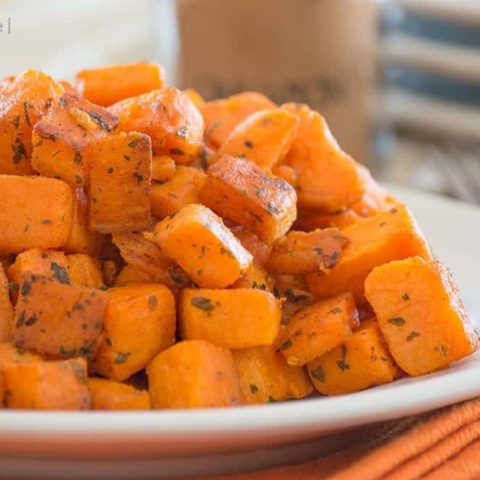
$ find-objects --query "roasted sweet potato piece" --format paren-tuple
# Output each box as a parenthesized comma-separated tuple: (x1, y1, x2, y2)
(184, 88, 205, 110)
(365, 257, 479, 376)
(3, 358, 90, 410)
(232, 262, 274, 292)
(109, 87, 204, 163)
(0, 266, 13, 341)
(75, 62, 165, 106)
(0, 176, 73, 255)
(307, 205, 432, 301)
(200, 155, 297, 243)
(294, 209, 361, 231)
(12, 275, 107, 360)
(87, 131, 152, 233)
(232, 345, 312, 404)
(218, 108, 299, 169)
(92, 284, 175, 381)
(147, 340, 242, 409)
(277, 292, 359, 366)
(150, 166, 207, 219)
(231, 227, 272, 267)
(151, 155, 176, 182)
(266, 228, 348, 275)
(68, 254, 104, 288)
(201, 92, 276, 149)
(180, 288, 281, 348)
(275, 284, 313, 326)
(149, 204, 252, 288)
(31, 93, 119, 187)
(307, 319, 397, 395)
(282, 103, 366, 212)
(88, 377, 151, 410)
(0, 70, 64, 175)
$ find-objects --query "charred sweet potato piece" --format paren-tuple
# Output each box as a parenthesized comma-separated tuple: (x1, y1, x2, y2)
(109, 87, 204, 163)
(87, 131, 152, 233)
(0, 265, 13, 341)
(75, 62, 165, 106)
(232, 345, 312, 404)
(0, 70, 64, 175)
(180, 288, 281, 348)
(12, 275, 107, 359)
(201, 92, 276, 149)
(92, 284, 176, 381)
(365, 257, 479, 376)
(0, 175, 73, 255)
(201, 155, 297, 243)
(307, 319, 397, 395)
(151, 155, 176, 182)
(218, 108, 299, 169)
(3, 357, 90, 410)
(277, 292, 359, 366)
(147, 340, 242, 409)
(149, 204, 252, 288)
(282, 103, 366, 212)
(88, 377, 151, 410)
(307, 205, 432, 301)
(231, 227, 272, 267)
(266, 228, 348, 275)
(31, 93, 119, 187)
(150, 166, 207, 219)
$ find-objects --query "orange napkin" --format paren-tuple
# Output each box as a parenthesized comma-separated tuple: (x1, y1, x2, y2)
(199, 398, 480, 480)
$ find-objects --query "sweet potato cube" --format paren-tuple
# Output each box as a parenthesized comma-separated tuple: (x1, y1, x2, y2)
(109, 87, 204, 163)
(218, 108, 299, 169)
(294, 209, 361, 231)
(151, 155, 176, 182)
(231, 227, 272, 267)
(232, 345, 312, 404)
(201, 155, 297, 243)
(232, 262, 274, 292)
(201, 92, 276, 149)
(275, 285, 313, 326)
(307, 205, 432, 301)
(0, 266, 13, 342)
(147, 340, 242, 409)
(12, 275, 107, 359)
(68, 254, 104, 288)
(266, 228, 348, 275)
(75, 62, 165, 106)
(87, 131, 152, 233)
(114, 265, 155, 286)
(277, 292, 359, 366)
(3, 358, 90, 410)
(365, 257, 479, 376)
(0, 175, 73, 255)
(180, 288, 281, 348)
(149, 204, 252, 288)
(184, 88, 205, 109)
(0, 70, 64, 175)
(307, 319, 397, 395)
(91, 284, 176, 381)
(150, 166, 207, 219)
(31, 93, 119, 187)
(282, 103, 366, 212)
(88, 377, 151, 410)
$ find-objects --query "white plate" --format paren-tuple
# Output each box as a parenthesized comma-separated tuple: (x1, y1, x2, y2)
(1, 185, 480, 479)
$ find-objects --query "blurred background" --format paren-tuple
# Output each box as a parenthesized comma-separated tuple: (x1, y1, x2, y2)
(1, 0, 480, 202)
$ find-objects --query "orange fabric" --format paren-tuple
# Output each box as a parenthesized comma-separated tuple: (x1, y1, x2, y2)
(198, 398, 480, 480)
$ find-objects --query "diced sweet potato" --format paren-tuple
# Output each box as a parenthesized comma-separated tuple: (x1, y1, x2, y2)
(75, 62, 165, 106)
(149, 204, 252, 288)
(3, 358, 90, 410)
(68, 254, 104, 288)
(200, 155, 297, 243)
(180, 288, 281, 348)
(365, 256, 479, 376)
(201, 92, 276, 149)
(150, 166, 207, 219)
(0, 176, 73, 255)
(184, 88, 205, 109)
(0, 266, 13, 341)
(92, 284, 176, 381)
(218, 108, 299, 169)
(152, 155, 176, 182)
(0, 70, 64, 175)
(282, 103, 366, 212)
(109, 87, 204, 163)
(307, 205, 432, 301)
(277, 292, 359, 366)
(232, 345, 312, 404)
(275, 284, 313, 325)
(294, 209, 361, 231)
(12, 275, 107, 359)
(147, 340, 242, 409)
(114, 265, 153, 286)
(266, 228, 348, 275)
(87, 131, 152, 233)
(307, 319, 397, 395)
(31, 93, 119, 187)
(232, 262, 274, 292)
(231, 227, 272, 267)
(88, 377, 151, 410)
